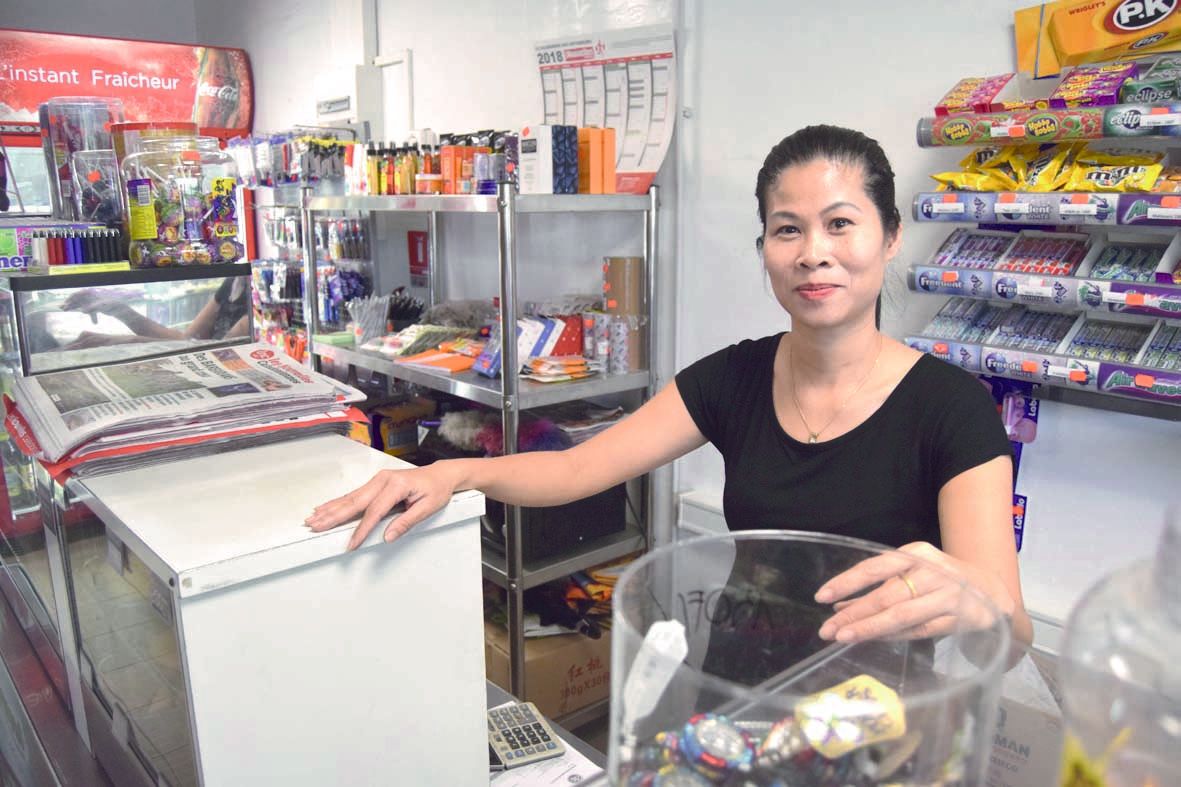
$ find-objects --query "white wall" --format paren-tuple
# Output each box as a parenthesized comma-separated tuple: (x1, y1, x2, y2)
(193, 0, 1181, 623)
(7, 0, 197, 44)
(674, 0, 1181, 624)
(195, 0, 363, 132)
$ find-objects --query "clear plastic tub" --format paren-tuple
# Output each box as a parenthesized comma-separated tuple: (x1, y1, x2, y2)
(610, 531, 1011, 785)
(44, 97, 125, 219)
(120, 136, 243, 267)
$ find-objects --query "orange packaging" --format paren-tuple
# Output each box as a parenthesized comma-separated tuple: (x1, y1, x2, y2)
(440, 145, 464, 195)
(1017, 0, 1181, 77)
(601, 127, 617, 194)
(578, 127, 604, 194)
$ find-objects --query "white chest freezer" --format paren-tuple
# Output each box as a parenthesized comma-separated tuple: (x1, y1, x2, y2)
(66, 435, 487, 787)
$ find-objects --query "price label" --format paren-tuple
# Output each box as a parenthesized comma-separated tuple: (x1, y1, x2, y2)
(930, 201, 965, 215)
(1140, 112, 1181, 127)
(1017, 284, 1054, 298)
(1146, 206, 1181, 220)
(996, 201, 1031, 214)
(989, 124, 1025, 139)
(1058, 202, 1098, 217)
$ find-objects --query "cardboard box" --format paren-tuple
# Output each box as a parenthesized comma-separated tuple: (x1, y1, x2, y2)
(578, 127, 605, 194)
(985, 695, 1064, 787)
(519, 125, 578, 195)
(484, 621, 611, 720)
(601, 127, 617, 194)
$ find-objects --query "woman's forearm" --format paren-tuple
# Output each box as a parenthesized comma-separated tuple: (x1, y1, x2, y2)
(110, 304, 183, 340)
(440, 450, 603, 507)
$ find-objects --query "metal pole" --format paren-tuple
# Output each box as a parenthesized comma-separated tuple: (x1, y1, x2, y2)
(497, 182, 525, 697)
(38, 469, 90, 744)
(300, 186, 320, 370)
(645, 185, 670, 548)
(427, 211, 441, 308)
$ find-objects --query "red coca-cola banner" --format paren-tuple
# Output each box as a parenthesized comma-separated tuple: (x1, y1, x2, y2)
(0, 28, 252, 141)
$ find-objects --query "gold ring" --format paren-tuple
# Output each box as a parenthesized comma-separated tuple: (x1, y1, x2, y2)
(899, 574, 919, 600)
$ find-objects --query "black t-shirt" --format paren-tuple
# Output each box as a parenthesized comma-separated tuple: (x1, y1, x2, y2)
(212, 277, 249, 339)
(675, 333, 1011, 549)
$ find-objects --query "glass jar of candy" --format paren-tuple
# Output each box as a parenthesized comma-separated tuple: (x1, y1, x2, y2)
(609, 532, 1012, 786)
(120, 136, 244, 268)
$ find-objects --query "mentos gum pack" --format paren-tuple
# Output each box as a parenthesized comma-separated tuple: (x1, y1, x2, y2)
(1047, 0, 1181, 67)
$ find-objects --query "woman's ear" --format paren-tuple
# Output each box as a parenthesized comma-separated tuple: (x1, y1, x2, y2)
(885, 226, 902, 262)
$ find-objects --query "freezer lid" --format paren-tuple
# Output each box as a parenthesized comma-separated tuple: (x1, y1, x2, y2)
(76, 435, 486, 598)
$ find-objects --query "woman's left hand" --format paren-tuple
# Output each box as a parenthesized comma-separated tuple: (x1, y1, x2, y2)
(813, 541, 1015, 643)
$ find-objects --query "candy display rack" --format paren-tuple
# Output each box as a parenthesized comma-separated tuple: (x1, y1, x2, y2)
(914, 191, 1181, 227)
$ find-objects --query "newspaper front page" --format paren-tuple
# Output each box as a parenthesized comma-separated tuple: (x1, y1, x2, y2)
(12, 343, 364, 463)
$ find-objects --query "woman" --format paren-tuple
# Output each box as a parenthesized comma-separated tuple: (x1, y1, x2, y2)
(306, 125, 1032, 648)
(61, 275, 250, 348)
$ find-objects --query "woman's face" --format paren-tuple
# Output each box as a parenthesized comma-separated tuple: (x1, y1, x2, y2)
(760, 158, 900, 331)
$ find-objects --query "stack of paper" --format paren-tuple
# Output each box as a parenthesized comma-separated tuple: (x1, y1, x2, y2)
(522, 356, 604, 384)
(535, 402, 625, 444)
(5, 343, 366, 478)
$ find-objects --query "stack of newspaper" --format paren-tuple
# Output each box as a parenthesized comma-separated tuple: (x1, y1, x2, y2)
(5, 343, 366, 478)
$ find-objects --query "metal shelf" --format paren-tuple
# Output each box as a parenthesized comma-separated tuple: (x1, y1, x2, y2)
(2, 262, 251, 292)
(554, 697, 609, 732)
(481, 524, 646, 591)
(917, 104, 1181, 148)
(313, 344, 650, 410)
(306, 193, 650, 214)
(905, 332, 1181, 413)
(907, 263, 1181, 321)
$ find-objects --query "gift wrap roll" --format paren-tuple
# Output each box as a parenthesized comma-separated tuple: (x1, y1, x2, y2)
(607, 313, 646, 374)
(604, 256, 646, 372)
(604, 256, 645, 315)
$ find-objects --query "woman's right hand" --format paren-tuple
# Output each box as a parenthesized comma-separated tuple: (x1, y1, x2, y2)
(304, 461, 462, 550)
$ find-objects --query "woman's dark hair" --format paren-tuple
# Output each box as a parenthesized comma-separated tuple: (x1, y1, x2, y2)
(755, 125, 902, 240)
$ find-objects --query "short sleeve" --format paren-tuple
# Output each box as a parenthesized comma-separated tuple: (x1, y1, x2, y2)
(675, 344, 735, 451)
(929, 370, 1013, 490)
(213, 276, 234, 307)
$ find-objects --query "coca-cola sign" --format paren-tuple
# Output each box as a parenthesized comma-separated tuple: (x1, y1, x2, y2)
(0, 28, 252, 141)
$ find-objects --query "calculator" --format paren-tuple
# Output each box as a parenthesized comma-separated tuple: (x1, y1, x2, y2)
(487, 701, 566, 769)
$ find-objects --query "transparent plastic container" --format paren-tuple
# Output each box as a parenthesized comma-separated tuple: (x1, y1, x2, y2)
(610, 532, 1011, 786)
(44, 97, 125, 219)
(120, 136, 243, 268)
(1057, 511, 1181, 785)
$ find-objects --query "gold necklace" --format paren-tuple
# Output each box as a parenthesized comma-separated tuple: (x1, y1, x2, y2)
(788, 336, 884, 444)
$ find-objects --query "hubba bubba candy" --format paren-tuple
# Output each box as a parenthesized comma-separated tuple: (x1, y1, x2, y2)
(679, 714, 754, 781)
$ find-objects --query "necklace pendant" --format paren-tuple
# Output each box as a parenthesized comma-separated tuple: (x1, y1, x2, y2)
(808, 434, 819, 444)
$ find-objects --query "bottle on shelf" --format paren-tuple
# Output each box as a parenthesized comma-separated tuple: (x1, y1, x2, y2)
(1057, 508, 1181, 785)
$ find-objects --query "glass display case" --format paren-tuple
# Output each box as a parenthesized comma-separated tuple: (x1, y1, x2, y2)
(0, 262, 252, 733)
(1, 263, 252, 377)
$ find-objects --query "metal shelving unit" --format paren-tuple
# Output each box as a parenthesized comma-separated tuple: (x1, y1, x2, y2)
(302, 185, 660, 700)
(480, 524, 646, 590)
(313, 343, 650, 410)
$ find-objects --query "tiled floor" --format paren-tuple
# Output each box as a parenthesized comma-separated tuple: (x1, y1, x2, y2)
(68, 531, 197, 787)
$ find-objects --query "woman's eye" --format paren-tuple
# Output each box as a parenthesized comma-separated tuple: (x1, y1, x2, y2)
(774, 225, 798, 236)
(830, 217, 853, 230)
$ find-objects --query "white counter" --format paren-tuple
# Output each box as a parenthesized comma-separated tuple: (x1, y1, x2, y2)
(74, 435, 488, 787)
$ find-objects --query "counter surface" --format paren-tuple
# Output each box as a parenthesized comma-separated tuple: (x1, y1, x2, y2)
(75, 434, 485, 597)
